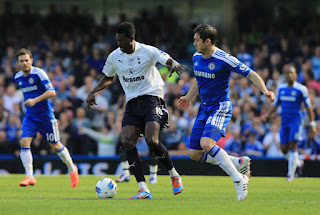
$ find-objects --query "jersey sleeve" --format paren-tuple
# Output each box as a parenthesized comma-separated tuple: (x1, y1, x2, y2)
(102, 54, 116, 77)
(151, 46, 170, 65)
(37, 69, 55, 91)
(224, 54, 252, 78)
(300, 86, 312, 108)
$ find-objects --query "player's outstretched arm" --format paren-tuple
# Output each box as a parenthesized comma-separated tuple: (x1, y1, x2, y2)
(177, 79, 199, 110)
(247, 71, 275, 103)
(86, 76, 113, 110)
(24, 90, 56, 107)
(166, 58, 186, 77)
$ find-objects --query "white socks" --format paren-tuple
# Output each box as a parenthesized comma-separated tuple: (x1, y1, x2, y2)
(201, 153, 241, 167)
(149, 165, 158, 178)
(20, 147, 33, 177)
(288, 150, 298, 177)
(57, 145, 76, 173)
(168, 167, 179, 177)
(121, 161, 130, 176)
(138, 181, 150, 193)
(208, 145, 243, 182)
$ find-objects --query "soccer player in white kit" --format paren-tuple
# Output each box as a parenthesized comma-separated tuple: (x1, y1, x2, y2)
(86, 22, 185, 199)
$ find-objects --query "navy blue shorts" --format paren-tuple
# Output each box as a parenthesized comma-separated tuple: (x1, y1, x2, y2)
(122, 95, 169, 134)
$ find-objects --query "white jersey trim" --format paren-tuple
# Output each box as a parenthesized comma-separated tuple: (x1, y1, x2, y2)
(30, 67, 50, 81)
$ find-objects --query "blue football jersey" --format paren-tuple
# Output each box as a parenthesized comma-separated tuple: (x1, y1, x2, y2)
(14, 66, 55, 117)
(193, 47, 252, 104)
(274, 82, 311, 121)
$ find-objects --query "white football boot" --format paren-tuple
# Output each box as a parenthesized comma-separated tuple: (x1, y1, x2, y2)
(236, 156, 251, 177)
(234, 175, 249, 201)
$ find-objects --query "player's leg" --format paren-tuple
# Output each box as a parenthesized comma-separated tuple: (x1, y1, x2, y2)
(143, 96, 183, 195)
(189, 103, 248, 200)
(116, 147, 131, 183)
(280, 125, 298, 181)
(145, 121, 183, 195)
(19, 116, 37, 186)
(148, 152, 158, 184)
(19, 137, 37, 186)
(199, 152, 251, 177)
(40, 118, 78, 187)
(121, 125, 152, 199)
(50, 141, 79, 187)
(286, 141, 299, 181)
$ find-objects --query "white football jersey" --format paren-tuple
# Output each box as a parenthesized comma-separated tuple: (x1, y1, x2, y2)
(102, 41, 170, 102)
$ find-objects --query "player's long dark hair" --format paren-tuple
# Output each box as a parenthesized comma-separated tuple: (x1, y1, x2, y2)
(116, 22, 136, 38)
(194, 24, 218, 45)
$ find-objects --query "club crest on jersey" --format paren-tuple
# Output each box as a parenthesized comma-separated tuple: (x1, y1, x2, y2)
(127, 68, 135, 76)
(29, 78, 34, 84)
(291, 91, 296, 96)
(208, 63, 215, 70)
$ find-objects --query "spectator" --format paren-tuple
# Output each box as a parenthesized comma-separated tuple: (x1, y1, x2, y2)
(3, 83, 22, 114)
(311, 46, 320, 80)
(263, 121, 283, 157)
(225, 125, 243, 157)
(81, 126, 117, 156)
(244, 132, 264, 156)
(70, 107, 91, 155)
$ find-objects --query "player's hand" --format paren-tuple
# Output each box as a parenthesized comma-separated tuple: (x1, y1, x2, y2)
(86, 92, 97, 110)
(177, 96, 190, 110)
(24, 98, 37, 107)
(169, 61, 186, 77)
(310, 125, 317, 136)
(264, 91, 275, 103)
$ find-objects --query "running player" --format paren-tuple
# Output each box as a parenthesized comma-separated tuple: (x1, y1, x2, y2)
(177, 24, 275, 200)
(15, 48, 79, 187)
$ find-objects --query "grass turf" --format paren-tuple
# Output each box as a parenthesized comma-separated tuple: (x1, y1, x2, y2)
(0, 175, 319, 215)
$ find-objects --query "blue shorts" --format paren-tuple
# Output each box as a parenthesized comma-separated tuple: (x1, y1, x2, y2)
(190, 101, 232, 150)
(280, 118, 303, 144)
(21, 114, 60, 143)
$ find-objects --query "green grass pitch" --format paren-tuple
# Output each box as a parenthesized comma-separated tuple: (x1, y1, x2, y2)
(0, 175, 319, 215)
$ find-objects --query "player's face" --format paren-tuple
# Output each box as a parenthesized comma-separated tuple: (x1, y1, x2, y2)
(193, 33, 207, 53)
(116, 33, 134, 54)
(17, 54, 33, 72)
(285, 68, 297, 83)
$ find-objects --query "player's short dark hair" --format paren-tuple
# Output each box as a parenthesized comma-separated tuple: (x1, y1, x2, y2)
(16, 48, 32, 60)
(116, 22, 136, 38)
(194, 24, 218, 45)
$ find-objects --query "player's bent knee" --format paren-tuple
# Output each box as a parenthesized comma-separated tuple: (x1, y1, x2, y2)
(145, 136, 159, 146)
(20, 138, 32, 147)
(49, 142, 61, 151)
(189, 152, 201, 161)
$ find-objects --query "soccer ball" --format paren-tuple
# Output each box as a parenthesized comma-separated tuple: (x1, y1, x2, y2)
(95, 178, 118, 198)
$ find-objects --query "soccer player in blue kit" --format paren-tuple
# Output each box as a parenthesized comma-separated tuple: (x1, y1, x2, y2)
(177, 24, 275, 200)
(269, 65, 316, 181)
(15, 49, 79, 187)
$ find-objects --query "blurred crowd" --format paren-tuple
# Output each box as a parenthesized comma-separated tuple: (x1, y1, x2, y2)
(0, 2, 320, 158)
